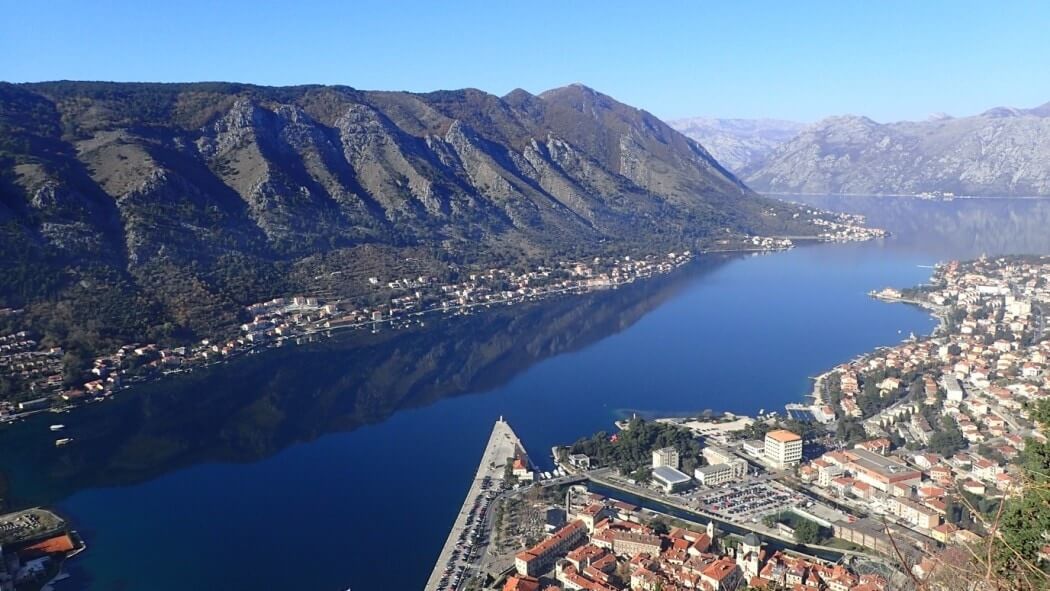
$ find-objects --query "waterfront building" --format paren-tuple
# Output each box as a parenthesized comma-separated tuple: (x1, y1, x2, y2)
(568, 453, 591, 469)
(651, 446, 680, 469)
(651, 465, 692, 493)
(763, 430, 803, 469)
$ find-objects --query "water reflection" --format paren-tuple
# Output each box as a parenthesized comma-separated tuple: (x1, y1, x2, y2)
(784, 195, 1050, 258)
(0, 254, 737, 506)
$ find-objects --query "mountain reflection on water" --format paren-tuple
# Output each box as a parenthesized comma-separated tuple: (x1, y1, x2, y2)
(0, 254, 733, 506)
(786, 195, 1050, 258)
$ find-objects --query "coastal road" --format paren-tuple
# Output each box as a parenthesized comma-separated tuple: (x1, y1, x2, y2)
(423, 419, 524, 591)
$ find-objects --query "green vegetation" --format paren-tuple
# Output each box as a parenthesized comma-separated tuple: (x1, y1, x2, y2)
(927, 416, 966, 456)
(792, 516, 822, 545)
(735, 421, 773, 441)
(764, 511, 827, 545)
(502, 457, 520, 487)
(567, 418, 702, 478)
(835, 418, 867, 444)
(993, 398, 1050, 585)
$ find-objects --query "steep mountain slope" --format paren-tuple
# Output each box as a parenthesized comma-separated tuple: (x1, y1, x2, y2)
(745, 104, 1050, 196)
(668, 117, 804, 173)
(0, 81, 821, 356)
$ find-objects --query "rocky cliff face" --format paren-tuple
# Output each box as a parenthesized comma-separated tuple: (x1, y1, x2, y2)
(668, 117, 805, 174)
(744, 104, 1050, 196)
(0, 81, 820, 350)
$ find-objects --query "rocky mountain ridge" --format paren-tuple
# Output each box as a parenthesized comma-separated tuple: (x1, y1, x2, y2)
(744, 102, 1050, 196)
(0, 81, 820, 359)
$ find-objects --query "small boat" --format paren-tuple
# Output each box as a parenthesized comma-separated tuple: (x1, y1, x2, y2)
(50, 424, 65, 431)
(55, 438, 74, 447)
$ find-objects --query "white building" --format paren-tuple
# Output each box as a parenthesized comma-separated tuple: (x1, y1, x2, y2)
(702, 445, 735, 466)
(652, 466, 692, 493)
(652, 447, 681, 469)
(764, 430, 803, 469)
(742, 440, 765, 457)
(695, 463, 733, 486)
(943, 377, 965, 402)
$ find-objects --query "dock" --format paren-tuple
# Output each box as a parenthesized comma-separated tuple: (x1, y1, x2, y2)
(424, 418, 524, 591)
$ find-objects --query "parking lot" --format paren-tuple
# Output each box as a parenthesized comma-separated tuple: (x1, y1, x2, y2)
(694, 481, 807, 522)
(436, 477, 499, 591)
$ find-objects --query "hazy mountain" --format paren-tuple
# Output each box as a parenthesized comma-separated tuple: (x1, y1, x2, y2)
(745, 103, 1050, 196)
(667, 117, 805, 173)
(0, 81, 822, 356)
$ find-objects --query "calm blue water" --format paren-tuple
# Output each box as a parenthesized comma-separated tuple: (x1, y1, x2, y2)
(2, 195, 1050, 590)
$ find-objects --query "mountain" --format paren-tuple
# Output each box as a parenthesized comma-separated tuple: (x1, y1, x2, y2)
(667, 117, 805, 173)
(745, 103, 1050, 196)
(0, 81, 822, 359)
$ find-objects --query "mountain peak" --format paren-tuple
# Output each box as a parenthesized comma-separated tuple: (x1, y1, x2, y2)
(538, 83, 605, 100)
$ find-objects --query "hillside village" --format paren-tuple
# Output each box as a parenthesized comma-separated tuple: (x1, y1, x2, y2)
(0, 213, 883, 422)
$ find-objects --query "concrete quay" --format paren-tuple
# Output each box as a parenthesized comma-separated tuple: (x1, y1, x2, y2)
(424, 418, 523, 591)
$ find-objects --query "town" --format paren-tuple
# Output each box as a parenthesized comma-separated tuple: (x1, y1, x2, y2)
(0, 211, 884, 428)
(429, 254, 1050, 591)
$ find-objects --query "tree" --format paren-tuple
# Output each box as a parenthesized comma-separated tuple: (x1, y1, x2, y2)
(927, 417, 965, 456)
(793, 518, 821, 544)
(651, 519, 670, 536)
(991, 398, 1050, 587)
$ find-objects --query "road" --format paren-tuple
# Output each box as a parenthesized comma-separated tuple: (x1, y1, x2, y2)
(1035, 302, 1048, 338)
(423, 419, 524, 591)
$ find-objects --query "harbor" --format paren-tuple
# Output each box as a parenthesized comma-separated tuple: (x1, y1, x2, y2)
(423, 418, 526, 591)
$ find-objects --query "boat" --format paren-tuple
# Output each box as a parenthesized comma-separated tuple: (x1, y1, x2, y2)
(50, 424, 65, 431)
(55, 438, 74, 447)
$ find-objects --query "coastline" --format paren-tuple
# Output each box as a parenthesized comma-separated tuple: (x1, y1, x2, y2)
(0, 238, 845, 429)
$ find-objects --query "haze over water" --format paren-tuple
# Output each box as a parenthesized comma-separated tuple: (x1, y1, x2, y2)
(2, 195, 1050, 590)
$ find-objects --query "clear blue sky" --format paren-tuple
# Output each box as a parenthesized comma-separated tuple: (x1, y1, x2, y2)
(2, 0, 1048, 123)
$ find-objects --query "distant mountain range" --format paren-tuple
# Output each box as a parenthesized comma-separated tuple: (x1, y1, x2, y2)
(667, 117, 805, 174)
(0, 81, 820, 359)
(673, 103, 1050, 198)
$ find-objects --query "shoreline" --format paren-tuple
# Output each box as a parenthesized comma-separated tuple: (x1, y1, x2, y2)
(767, 191, 1050, 201)
(806, 282, 948, 410)
(423, 418, 527, 591)
(0, 239, 840, 429)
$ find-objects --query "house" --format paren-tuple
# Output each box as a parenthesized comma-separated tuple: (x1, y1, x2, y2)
(856, 438, 891, 455)
(931, 523, 958, 544)
(502, 575, 540, 591)
(701, 557, 743, 591)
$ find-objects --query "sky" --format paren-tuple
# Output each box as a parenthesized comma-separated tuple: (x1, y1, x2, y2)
(2, 0, 1049, 123)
